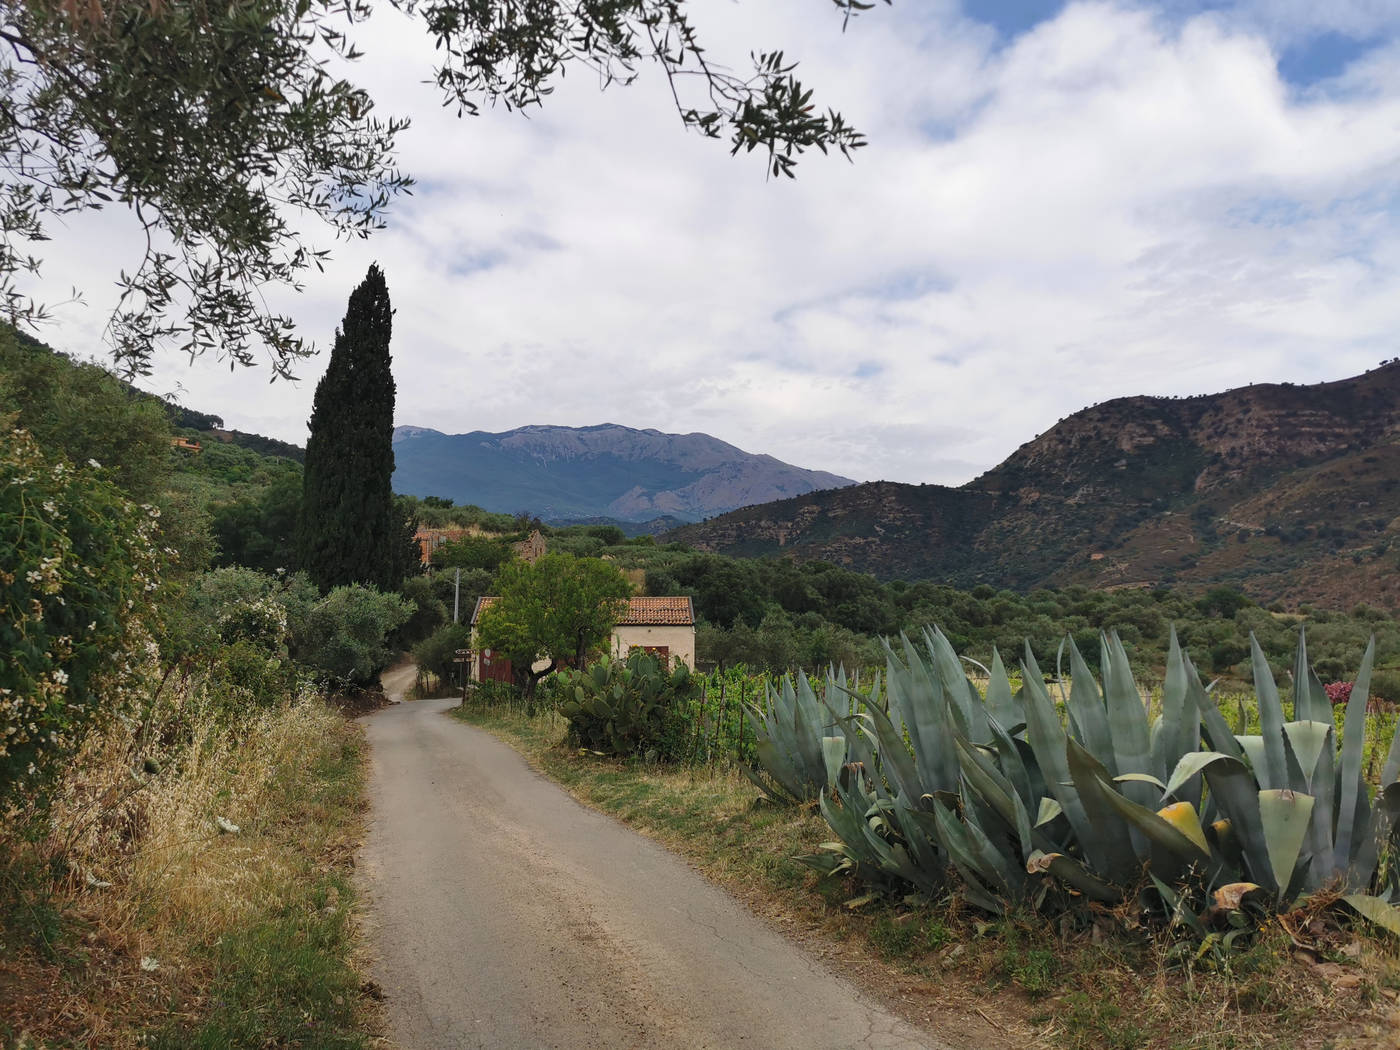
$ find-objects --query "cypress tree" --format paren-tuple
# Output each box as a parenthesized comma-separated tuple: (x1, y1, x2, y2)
(297, 264, 401, 591)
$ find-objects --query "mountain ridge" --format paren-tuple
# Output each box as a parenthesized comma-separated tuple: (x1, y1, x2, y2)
(665, 362, 1400, 610)
(390, 422, 855, 523)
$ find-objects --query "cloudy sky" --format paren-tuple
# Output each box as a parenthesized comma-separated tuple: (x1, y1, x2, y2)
(32, 0, 1400, 485)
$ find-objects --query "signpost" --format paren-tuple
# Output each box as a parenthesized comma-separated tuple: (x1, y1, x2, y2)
(454, 648, 472, 706)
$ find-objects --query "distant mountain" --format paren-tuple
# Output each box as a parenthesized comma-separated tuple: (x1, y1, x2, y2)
(390, 423, 855, 523)
(665, 362, 1400, 610)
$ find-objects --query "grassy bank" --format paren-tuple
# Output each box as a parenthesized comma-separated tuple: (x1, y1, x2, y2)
(453, 696, 1400, 1050)
(0, 691, 377, 1050)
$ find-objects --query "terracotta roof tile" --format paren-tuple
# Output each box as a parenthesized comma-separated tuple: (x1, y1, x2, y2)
(617, 596, 694, 626)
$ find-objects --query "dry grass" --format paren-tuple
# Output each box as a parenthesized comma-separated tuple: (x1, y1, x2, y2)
(456, 698, 1400, 1050)
(0, 681, 375, 1049)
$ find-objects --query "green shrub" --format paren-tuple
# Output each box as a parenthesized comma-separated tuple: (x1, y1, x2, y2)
(394, 574, 448, 648)
(1372, 670, 1400, 705)
(556, 650, 701, 760)
(412, 621, 471, 684)
(203, 638, 304, 712)
(293, 585, 412, 685)
(0, 425, 160, 797)
(473, 680, 522, 708)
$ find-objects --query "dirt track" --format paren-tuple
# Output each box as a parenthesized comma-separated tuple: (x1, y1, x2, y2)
(359, 674, 949, 1050)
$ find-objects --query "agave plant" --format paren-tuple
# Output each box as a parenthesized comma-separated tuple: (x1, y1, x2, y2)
(785, 624, 1400, 931)
(741, 670, 852, 805)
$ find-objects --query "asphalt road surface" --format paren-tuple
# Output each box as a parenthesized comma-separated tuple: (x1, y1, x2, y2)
(360, 677, 949, 1050)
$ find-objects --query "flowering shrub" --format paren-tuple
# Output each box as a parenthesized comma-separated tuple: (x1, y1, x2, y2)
(0, 426, 160, 797)
(1325, 681, 1353, 705)
(217, 595, 290, 651)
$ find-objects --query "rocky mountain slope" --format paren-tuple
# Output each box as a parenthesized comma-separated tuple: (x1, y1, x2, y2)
(665, 362, 1400, 610)
(390, 423, 855, 523)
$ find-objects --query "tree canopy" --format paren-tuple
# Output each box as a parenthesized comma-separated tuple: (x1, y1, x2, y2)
(1, 0, 885, 375)
(297, 264, 405, 590)
(475, 552, 631, 694)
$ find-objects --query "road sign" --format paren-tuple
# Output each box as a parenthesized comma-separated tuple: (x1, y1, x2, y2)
(455, 648, 471, 655)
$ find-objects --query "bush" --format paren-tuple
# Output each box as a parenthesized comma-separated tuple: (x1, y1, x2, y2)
(0, 426, 160, 797)
(395, 574, 448, 648)
(555, 650, 701, 760)
(1372, 670, 1400, 705)
(412, 621, 471, 684)
(293, 584, 412, 685)
(473, 680, 522, 708)
(169, 566, 319, 665)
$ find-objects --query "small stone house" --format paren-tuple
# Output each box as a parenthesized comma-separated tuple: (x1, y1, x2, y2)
(469, 595, 696, 683)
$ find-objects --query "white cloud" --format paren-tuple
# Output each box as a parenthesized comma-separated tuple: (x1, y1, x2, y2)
(25, 0, 1400, 488)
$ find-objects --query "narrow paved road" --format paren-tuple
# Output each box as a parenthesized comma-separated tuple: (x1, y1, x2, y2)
(359, 684, 949, 1050)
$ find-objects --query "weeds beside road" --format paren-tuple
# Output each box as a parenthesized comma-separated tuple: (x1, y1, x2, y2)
(0, 692, 377, 1050)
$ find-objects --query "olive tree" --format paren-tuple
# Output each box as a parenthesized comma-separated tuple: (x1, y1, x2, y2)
(0, 0, 886, 376)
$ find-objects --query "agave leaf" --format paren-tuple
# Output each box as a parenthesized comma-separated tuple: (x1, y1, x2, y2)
(1021, 652, 1109, 873)
(1292, 627, 1333, 727)
(1087, 761, 1210, 863)
(1249, 634, 1290, 792)
(740, 762, 801, 807)
(1335, 638, 1377, 873)
(926, 627, 990, 744)
(955, 736, 1035, 861)
(1235, 735, 1267, 777)
(860, 698, 926, 802)
(821, 735, 846, 788)
(1029, 849, 1122, 903)
(1155, 627, 1200, 782)
(753, 737, 806, 803)
(1346, 782, 1400, 892)
(1342, 893, 1400, 938)
(1198, 754, 1278, 892)
(791, 672, 829, 783)
(1064, 636, 1115, 766)
(1103, 631, 1159, 803)
(1381, 691, 1400, 789)
(1115, 772, 1168, 791)
(987, 712, 1035, 812)
(1196, 663, 1244, 763)
(1207, 817, 1245, 873)
(1259, 789, 1316, 904)
(1035, 797, 1063, 826)
(1166, 750, 1235, 800)
(984, 647, 1024, 734)
(1065, 738, 1145, 875)
(883, 639, 960, 795)
(1281, 722, 1332, 793)
(1157, 802, 1211, 854)
(888, 796, 947, 882)
(931, 799, 1020, 899)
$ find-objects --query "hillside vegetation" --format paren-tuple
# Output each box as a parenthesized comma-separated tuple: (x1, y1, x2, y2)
(667, 362, 1400, 610)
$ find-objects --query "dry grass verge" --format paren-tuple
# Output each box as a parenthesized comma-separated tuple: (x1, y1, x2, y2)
(453, 697, 1400, 1050)
(0, 685, 377, 1049)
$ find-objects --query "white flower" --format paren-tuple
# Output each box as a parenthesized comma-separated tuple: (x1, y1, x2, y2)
(87, 459, 101, 468)
(52, 670, 69, 686)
